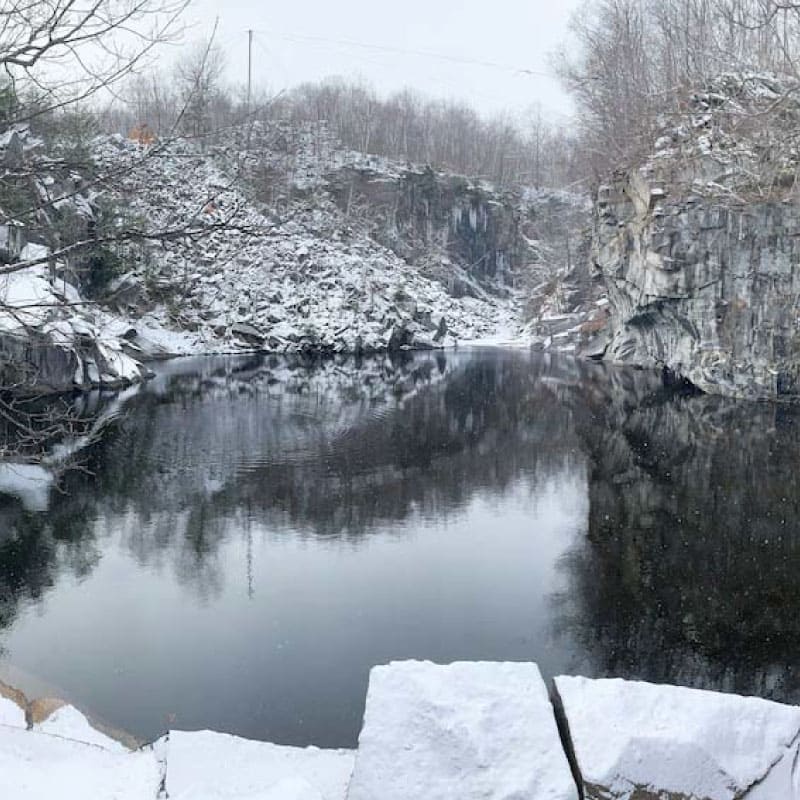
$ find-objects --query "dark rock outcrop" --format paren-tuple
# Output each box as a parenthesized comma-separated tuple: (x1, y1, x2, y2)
(596, 170, 800, 399)
(325, 165, 530, 289)
(0, 327, 143, 394)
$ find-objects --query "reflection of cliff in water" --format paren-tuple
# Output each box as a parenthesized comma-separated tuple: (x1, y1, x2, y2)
(555, 375, 800, 703)
(74, 351, 587, 541)
(6, 348, 800, 707)
(0, 350, 587, 619)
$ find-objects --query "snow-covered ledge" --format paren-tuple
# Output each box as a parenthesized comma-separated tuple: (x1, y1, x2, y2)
(5, 664, 800, 799)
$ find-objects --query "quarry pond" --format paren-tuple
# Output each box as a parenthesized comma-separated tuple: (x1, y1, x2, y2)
(0, 347, 799, 749)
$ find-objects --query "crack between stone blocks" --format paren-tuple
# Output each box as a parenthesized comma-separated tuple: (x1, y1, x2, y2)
(549, 679, 585, 800)
(153, 730, 170, 800)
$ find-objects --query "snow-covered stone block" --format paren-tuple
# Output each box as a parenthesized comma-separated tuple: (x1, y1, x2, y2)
(555, 675, 800, 800)
(347, 660, 578, 800)
(0, 725, 160, 799)
(164, 729, 355, 800)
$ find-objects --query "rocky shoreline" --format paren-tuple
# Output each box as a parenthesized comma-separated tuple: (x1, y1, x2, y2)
(2, 661, 798, 799)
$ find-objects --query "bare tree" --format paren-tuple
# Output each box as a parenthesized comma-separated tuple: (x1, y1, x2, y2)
(0, 0, 187, 125)
(0, 0, 194, 460)
(258, 77, 581, 189)
(555, 0, 800, 179)
(173, 40, 228, 142)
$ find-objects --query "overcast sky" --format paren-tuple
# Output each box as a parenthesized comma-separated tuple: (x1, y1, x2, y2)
(181, 0, 581, 122)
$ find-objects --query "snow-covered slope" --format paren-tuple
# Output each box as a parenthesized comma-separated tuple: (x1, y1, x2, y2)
(94, 131, 524, 356)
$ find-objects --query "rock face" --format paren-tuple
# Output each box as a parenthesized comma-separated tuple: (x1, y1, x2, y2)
(554, 675, 800, 800)
(0, 267, 145, 393)
(96, 134, 523, 358)
(592, 74, 800, 401)
(0, 326, 143, 393)
(347, 660, 578, 800)
(326, 165, 527, 288)
(595, 171, 800, 399)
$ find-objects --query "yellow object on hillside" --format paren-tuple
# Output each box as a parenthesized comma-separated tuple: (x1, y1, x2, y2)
(128, 123, 155, 145)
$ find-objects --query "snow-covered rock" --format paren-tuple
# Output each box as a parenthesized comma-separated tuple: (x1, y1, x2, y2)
(0, 725, 160, 800)
(555, 675, 800, 800)
(33, 703, 128, 753)
(163, 729, 354, 800)
(0, 693, 27, 729)
(0, 263, 146, 392)
(347, 661, 578, 800)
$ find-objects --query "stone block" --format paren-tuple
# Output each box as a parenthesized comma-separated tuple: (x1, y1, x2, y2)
(347, 660, 578, 800)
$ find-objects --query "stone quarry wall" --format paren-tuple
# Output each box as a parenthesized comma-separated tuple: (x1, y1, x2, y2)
(326, 165, 529, 292)
(595, 169, 800, 401)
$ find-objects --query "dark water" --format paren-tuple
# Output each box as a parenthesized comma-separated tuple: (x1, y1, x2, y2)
(1, 348, 799, 748)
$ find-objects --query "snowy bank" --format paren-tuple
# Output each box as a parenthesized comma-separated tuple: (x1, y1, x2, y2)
(95, 132, 526, 359)
(6, 665, 800, 799)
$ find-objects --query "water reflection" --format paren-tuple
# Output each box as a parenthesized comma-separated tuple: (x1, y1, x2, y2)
(0, 349, 799, 745)
(555, 379, 800, 702)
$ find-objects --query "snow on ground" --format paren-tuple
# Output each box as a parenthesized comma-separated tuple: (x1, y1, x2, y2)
(0, 265, 54, 330)
(555, 675, 800, 800)
(0, 725, 161, 800)
(347, 661, 578, 800)
(1, 695, 354, 800)
(163, 730, 354, 800)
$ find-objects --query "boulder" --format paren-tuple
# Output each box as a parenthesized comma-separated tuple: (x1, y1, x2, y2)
(387, 325, 414, 351)
(231, 322, 266, 346)
(554, 675, 800, 800)
(347, 660, 578, 800)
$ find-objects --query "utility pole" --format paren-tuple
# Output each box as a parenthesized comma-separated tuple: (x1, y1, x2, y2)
(247, 29, 253, 114)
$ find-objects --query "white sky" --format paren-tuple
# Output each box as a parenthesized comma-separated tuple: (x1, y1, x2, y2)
(180, 0, 581, 122)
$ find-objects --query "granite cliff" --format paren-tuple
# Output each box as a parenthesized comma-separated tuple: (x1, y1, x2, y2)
(593, 73, 800, 400)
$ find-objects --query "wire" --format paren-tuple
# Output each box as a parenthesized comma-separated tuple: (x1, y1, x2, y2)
(250, 27, 553, 79)
(253, 31, 500, 105)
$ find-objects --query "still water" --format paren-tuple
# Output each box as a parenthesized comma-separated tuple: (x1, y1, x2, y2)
(0, 348, 799, 747)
